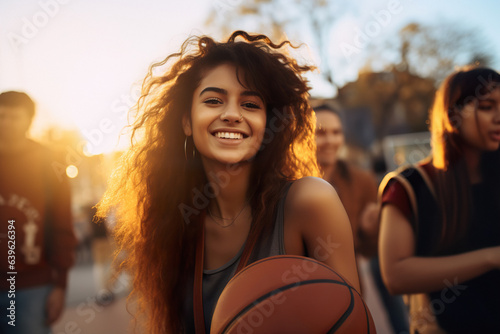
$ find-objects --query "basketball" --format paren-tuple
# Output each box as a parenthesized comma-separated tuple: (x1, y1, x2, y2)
(210, 255, 376, 334)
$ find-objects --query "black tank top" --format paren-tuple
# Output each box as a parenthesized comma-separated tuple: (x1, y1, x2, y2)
(183, 182, 293, 333)
(383, 166, 500, 333)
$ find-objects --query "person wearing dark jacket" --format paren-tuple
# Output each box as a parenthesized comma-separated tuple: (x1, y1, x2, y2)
(0, 91, 77, 334)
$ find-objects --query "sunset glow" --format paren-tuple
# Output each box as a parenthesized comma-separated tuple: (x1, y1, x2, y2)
(1, 0, 500, 155)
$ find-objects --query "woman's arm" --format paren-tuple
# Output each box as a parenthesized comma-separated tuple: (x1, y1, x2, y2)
(356, 170, 380, 257)
(379, 204, 500, 295)
(285, 177, 361, 291)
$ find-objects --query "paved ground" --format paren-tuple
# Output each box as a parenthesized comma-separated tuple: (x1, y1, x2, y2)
(51, 258, 395, 334)
(51, 263, 135, 334)
(359, 257, 396, 334)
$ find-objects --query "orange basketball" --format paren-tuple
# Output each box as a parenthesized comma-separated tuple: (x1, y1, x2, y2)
(211, 255, 376, 334)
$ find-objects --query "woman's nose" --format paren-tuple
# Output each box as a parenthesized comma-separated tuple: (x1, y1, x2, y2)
(326, 132, 338, 144)
(220, 104, 243, 123)
(494, 104, 500, 123)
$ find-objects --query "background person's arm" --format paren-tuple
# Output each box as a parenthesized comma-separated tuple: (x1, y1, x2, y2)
(357, 169, 380, 257)
(379, 204, 500, 295)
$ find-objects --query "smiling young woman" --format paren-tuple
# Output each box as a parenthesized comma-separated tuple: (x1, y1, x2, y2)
(97, 31, 361, 333)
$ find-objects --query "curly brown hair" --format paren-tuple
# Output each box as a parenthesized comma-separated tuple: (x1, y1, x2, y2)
(97, 30, 320, 333)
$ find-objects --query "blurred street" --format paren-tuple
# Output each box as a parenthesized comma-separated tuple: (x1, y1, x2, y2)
(51, 263, 134, 334)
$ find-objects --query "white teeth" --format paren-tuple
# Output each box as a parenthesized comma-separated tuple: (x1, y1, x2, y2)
(215, 132, 243, 139)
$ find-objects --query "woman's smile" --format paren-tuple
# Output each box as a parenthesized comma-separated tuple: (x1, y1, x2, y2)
(211, 128, 249, 141)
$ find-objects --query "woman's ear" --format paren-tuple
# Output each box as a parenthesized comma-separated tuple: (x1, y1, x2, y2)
(182, 114, 192, 136)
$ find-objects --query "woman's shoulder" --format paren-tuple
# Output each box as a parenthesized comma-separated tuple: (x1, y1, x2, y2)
(282, 177, 353, 261)
(379, 158, 437, 220)
(380, 158, 435, 188)
(285, 177, 342, 217)
(288, 176, 338, 202)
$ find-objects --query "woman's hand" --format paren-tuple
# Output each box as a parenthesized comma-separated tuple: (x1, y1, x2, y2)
(359, 202, 380, 241)
(45, 287, 66, 325)
(485, 246, 500, 269)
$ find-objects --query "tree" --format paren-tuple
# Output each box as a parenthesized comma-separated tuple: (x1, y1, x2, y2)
(367, 21, 495, 84)
(205, 0, 353, 89)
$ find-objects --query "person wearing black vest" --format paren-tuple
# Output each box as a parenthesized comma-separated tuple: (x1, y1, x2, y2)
(379, 67, 500, 333)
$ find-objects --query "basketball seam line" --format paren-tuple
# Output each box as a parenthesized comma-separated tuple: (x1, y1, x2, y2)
(229, 256, 352, 290)
(327, 286, 355, 333)
(350, 288, 372, 334)
(356, 288, 372, 334)
(221, 279, 352, 333)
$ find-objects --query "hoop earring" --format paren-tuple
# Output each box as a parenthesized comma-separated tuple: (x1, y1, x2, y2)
(184, 137, 195, 161)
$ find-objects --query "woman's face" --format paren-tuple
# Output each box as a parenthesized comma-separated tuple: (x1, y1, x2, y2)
(459, 87, 500, 152)
(315, 111, 345, 166)
(184, 63, 267, 165)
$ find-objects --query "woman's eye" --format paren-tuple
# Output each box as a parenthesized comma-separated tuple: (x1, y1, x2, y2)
(242, 102, 261, 109)
(204, 98, 222, 105)
(478, 103, 494, 111)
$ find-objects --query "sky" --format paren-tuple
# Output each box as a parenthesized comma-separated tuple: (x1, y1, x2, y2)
(1, 0, 499, 154)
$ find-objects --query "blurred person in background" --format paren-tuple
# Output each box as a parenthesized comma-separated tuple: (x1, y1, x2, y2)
(314, 104, 379, 258)
(314, 104, 409, 334)
(379, 67, 500, 333)
(0, 91, 77, 334)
